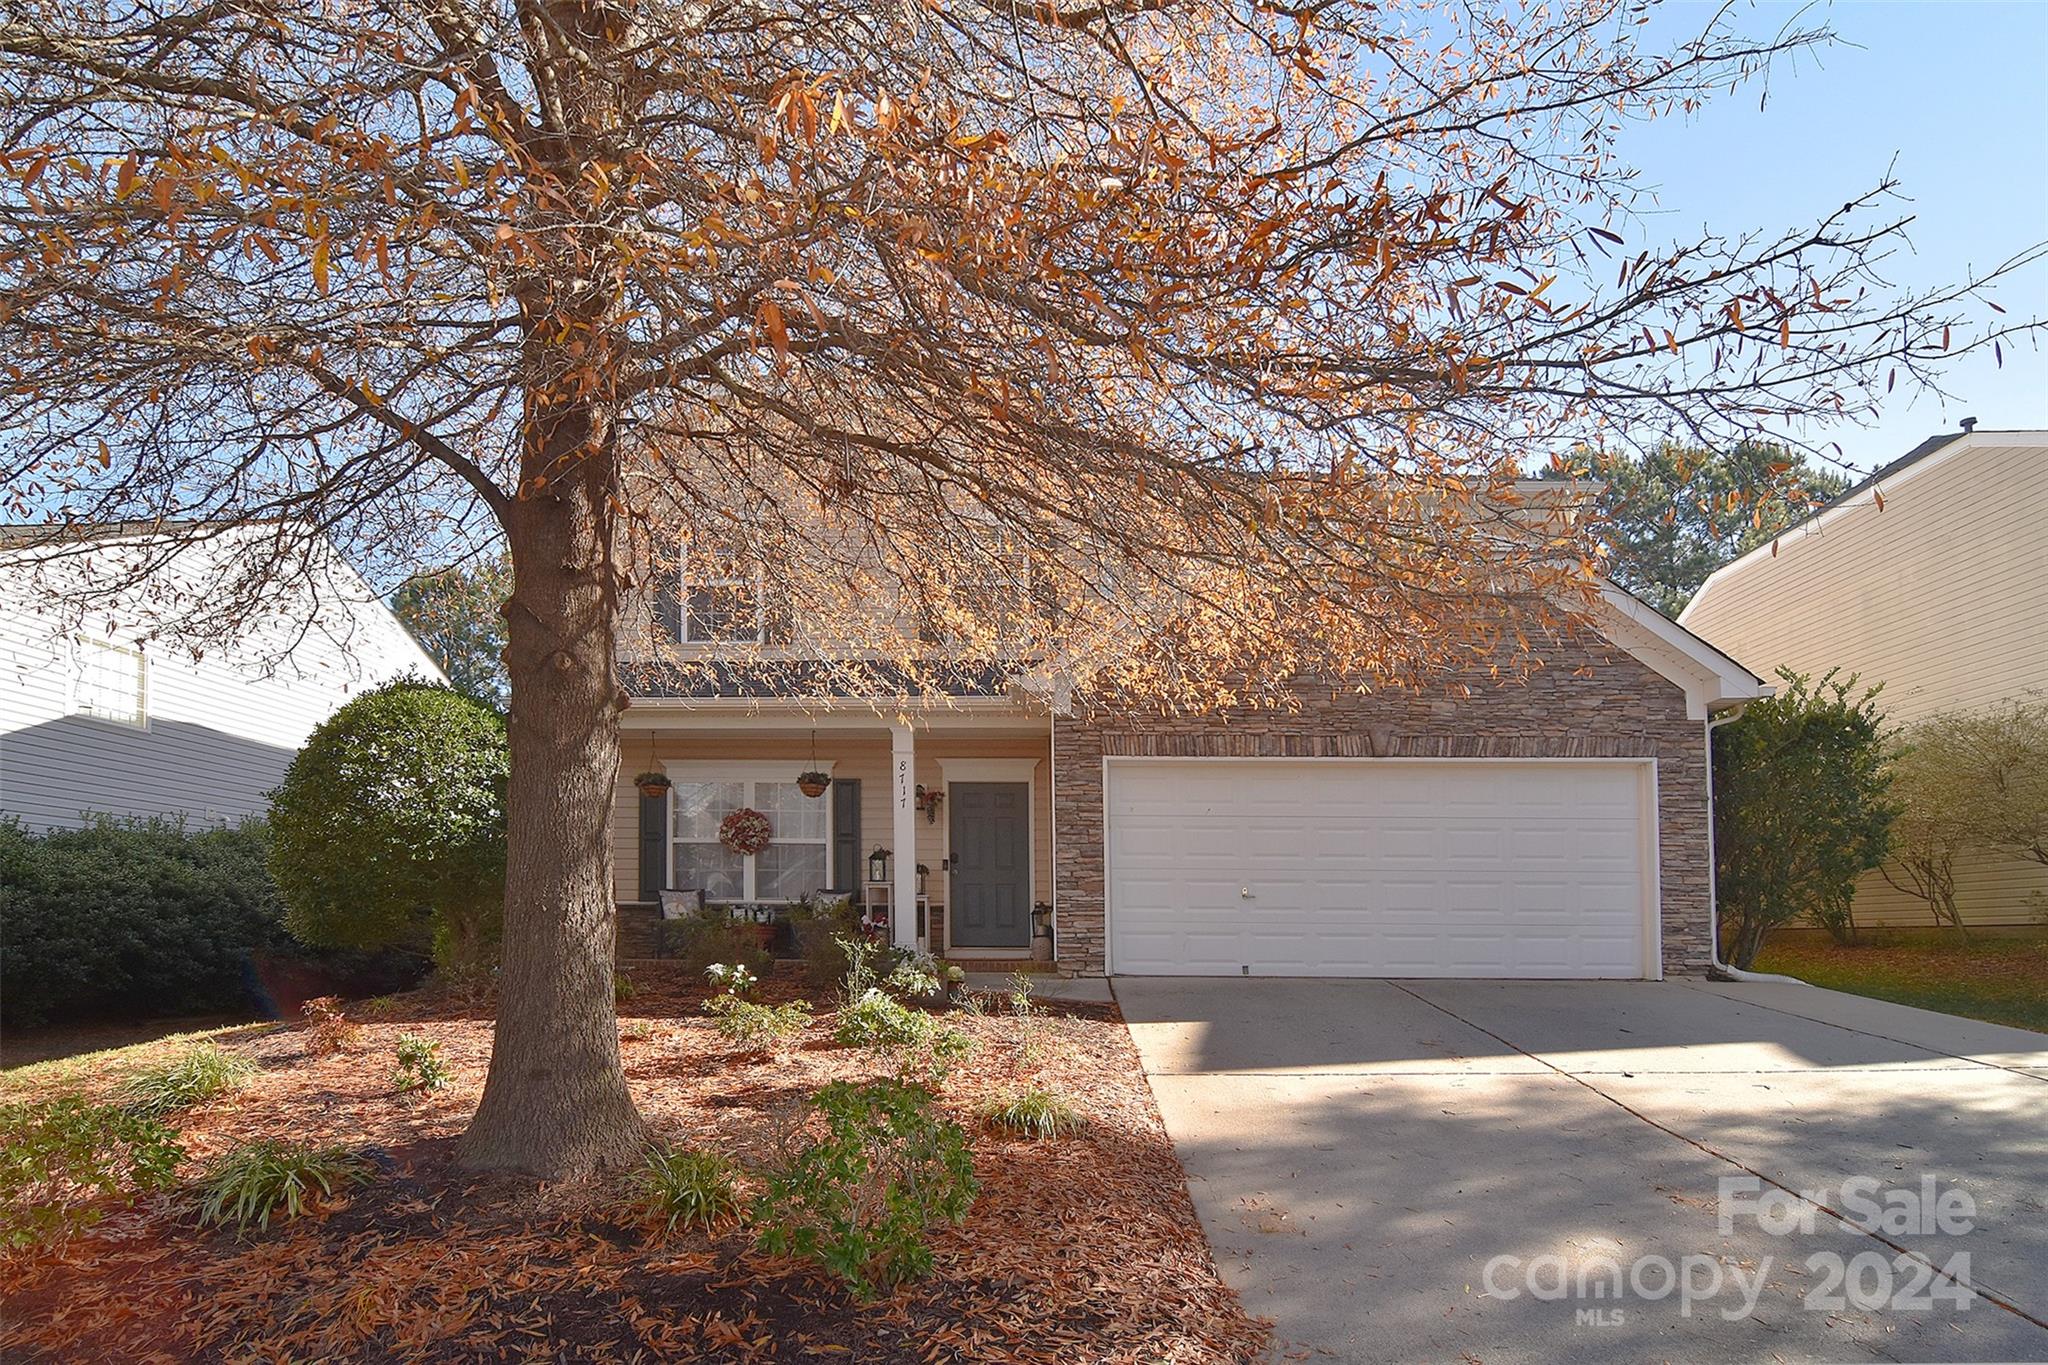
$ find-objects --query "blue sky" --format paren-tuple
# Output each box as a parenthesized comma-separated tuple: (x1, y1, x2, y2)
(1618, 0, 2048, 477)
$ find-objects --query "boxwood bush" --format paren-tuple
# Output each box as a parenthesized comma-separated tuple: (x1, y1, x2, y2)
(267, 679, 507, 976)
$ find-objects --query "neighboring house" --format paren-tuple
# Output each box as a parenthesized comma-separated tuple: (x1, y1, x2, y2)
(1680, 426, 2048, 931)
(611, 492, 1767, 979)
(0, 523, 443, 832)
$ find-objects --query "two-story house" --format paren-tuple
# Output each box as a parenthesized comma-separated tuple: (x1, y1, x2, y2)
(609, 489, 1766, 980)
(1681, 426, 2048, 932)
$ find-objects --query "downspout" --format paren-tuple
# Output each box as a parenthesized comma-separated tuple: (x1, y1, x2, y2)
(1704, 703, 1808, 985)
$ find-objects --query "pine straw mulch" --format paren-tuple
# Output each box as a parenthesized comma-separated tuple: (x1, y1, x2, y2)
(0, 967, 1268, 1364)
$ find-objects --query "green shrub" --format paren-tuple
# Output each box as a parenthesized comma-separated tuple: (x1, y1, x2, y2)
(704, 962, 757, 996)
(789, 897, 862, 991)
(197, 1140, 367, 1232)
(268, 679, 508, 976)
(705, 995, 812, 1052)
(118, 1044, 257, 1118)
(1714, 668, 1895, 967)
(833, 988, 925, 1048)
(391, 1033, 450, 1092)
(753, 1080, 977, 1296)
(634, 1147, 743, 1234)
(0, 1098, 185, 1249)
(667, 914, 772, 979)
(833, 990, 971, 1080)
(885, 950, 944, 1002)
(614, 971, 637, 1003)
(978, 1087, 1083, 1140)
(832, 934, 950, 1005)
(0, 816, 416, 1030)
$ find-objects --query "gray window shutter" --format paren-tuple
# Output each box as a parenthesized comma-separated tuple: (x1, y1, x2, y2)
(639, 792, 667, 900)
(831, 779, 861, 890)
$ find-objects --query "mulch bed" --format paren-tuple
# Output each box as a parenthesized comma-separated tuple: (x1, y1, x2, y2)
(0, 968, 1268, 1363)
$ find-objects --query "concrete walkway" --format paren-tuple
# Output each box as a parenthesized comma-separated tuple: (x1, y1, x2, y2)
(1117, 978, 2048, 1363)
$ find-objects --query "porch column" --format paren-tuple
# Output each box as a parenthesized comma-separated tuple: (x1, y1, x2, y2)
(890, 723, 919, 951)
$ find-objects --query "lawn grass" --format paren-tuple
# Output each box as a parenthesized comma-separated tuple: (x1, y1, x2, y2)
(1752, 934, 2048, 1033)
(0, 1022, 276, 1090)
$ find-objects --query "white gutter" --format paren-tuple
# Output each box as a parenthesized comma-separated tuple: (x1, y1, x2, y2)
(1703, 703, 1807, 985)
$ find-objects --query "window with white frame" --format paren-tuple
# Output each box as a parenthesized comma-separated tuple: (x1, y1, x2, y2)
(70, 637, 146, 727)
(923, 531, 1033, 648)
(680, 537, 765, 643)
(670, 773, 830, 902)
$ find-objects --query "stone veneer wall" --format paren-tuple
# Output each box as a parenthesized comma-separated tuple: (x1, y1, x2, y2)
(1051, 632, 1713, 979)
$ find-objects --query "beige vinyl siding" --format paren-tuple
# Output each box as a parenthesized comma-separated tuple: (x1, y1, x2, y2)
(1681, 437, 2047, 728)
(1843, 851, 2046, 931)
(1681, 434, 2048, 927)
(611, 727, 1052, 920)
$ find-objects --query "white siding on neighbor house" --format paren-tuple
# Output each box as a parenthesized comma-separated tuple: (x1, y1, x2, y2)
(0, 529, 443, 832)
(1680, 432, 2048, 927)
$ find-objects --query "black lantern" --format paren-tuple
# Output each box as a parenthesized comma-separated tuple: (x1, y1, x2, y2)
(867, 846, 891, 884)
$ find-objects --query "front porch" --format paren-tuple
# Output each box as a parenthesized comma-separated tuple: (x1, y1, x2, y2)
(611, 703, 1058, 968)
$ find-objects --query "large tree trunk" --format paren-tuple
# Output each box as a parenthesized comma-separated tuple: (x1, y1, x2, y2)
(458, 411, 645, 1178)
(455, 0, 648, 1179)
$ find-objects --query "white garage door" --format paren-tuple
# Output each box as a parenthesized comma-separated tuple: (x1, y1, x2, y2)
(1106, 759, 1654, 978)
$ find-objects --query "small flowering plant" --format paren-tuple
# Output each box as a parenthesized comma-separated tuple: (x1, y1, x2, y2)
(706, 962, 757, 997)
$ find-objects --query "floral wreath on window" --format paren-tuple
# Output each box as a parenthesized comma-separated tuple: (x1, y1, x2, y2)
(718, 807, 773, 856)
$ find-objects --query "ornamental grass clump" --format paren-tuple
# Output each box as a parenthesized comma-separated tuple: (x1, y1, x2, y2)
(979, 1087, 1084, 1140)
(117, 1043, 256, 1119)
(634, 1146, 744, 1234)
(196, 1140, 367, 1232)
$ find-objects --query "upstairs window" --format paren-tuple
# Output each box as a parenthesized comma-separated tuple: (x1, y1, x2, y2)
(921, 535, 1034, 649)
(681, 537, 764, 643)
(71, 637, 146, 727)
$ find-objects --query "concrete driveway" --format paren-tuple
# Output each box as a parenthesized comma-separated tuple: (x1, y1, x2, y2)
(1116, 978, 2048, 1363)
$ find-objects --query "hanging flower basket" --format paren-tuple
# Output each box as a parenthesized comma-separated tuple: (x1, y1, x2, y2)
(719, 807, 773, 856)
(796, 770, 831, 799)
(634, 772, 672, 799)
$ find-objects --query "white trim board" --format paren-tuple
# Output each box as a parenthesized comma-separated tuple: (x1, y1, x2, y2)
(1594, 584, 1769, 719)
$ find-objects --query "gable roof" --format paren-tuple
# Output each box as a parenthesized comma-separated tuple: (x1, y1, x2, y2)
(1591, 582, 1770, 718)
(0, 518, 446, 684)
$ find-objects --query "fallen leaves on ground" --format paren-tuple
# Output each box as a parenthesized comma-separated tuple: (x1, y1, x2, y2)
(1, 969, 1269, 1363)
(1753, 935, 2047, 1032)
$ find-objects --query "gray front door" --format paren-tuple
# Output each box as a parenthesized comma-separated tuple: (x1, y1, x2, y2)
(948, 782, 1030, 949)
